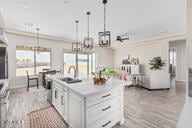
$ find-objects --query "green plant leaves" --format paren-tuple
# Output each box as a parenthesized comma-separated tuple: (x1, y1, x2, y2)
(149, 56, 165, 70)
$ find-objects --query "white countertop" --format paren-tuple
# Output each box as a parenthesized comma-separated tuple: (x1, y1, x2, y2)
(177, 97, 192, 128)
(47, 74, 127, 97)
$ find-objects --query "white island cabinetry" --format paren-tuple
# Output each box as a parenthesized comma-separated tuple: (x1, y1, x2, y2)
(52, 81, 68, 122)
(49, 75, 126, 128)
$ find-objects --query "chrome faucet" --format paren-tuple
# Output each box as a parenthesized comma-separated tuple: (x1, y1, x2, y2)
(68, 66, 78, 78)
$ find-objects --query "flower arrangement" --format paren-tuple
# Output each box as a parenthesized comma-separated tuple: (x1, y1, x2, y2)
(92, 68, 116, 85)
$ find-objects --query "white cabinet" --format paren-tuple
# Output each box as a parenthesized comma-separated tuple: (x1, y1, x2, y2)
(52, 82, 67, 121)
(67, 87, 124, 128)
(51, 80, 124, 128)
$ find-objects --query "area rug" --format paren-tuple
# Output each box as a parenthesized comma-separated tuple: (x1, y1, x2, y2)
(27, 106, 68, 128)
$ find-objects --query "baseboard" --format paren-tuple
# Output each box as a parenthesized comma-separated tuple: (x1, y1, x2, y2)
(9, 84, 43, 90)
(175, 79, 186, 83)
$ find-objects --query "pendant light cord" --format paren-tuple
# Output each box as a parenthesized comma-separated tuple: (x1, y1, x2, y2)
(104, 2, 106, 33)
(75, 20, 79, 44)
(87, 12, 90, 39)
(36, 28, 40, 48)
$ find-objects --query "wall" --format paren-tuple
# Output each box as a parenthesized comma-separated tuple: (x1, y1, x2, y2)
(187, 0, 192, 97)
(113, 40, 169, 76)
(6, 32, 113, 88)
(169, 40, 186, 82)
(112, 35, 185, 77)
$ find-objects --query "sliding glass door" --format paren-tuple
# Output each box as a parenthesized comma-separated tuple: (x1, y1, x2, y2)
(63, 51, 96, 78)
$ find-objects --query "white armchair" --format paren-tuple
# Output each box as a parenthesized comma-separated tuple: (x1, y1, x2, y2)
(143, 70, 170, 89)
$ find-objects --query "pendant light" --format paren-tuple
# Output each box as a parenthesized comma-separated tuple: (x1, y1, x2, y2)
(98, 0, 111, 47)
(83, 11, 94, 50)
(72, 20, 82, 51)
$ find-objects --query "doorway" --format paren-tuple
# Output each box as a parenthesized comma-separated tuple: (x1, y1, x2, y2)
(169, 48, 177, 79)
(169, 40, 186, 85)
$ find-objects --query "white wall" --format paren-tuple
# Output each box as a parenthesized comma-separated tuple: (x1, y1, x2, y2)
(112, 35, 185, 77)
(187, 0, 192, 97)
(187, 0, 192, 68)
(6, 32, 113, 88)
(169, 40, 186, 82)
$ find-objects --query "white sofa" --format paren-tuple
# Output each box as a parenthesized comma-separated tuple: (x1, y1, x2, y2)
(143, 70, 170, 89)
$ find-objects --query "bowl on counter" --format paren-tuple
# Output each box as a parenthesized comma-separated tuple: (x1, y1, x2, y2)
(93, 77, 107, 85)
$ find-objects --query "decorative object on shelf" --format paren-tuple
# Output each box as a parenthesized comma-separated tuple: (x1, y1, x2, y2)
(98, 0, 111, 47)
(149, 56, 165, 70)
(83, 11, 94, 50)
(122, 54, 130, 64)
(72, 20, 82, 51)
(131, 58, 139, 65)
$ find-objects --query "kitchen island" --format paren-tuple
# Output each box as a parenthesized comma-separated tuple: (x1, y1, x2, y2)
(47, 74, 127, 128)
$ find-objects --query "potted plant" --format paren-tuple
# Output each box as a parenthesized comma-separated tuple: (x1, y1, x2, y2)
(103, 68, 116, 80)
(143, 56, 170, 89)
(149, 56, 165, 70)
(92, 68, 116, 85)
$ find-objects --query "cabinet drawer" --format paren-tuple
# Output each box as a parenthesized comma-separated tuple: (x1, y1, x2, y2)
(86, 89, 120, 107)
(86, 96, 120, 125)
(53, 81, 67, 92)
(87, 110, 120, 128)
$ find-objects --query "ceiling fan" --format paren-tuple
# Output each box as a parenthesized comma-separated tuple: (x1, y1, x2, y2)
(116, 36, 129, 42)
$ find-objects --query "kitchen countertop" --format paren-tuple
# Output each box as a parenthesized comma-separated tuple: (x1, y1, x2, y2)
(46, 74, 127, 97)
(177, 97, 192, 128)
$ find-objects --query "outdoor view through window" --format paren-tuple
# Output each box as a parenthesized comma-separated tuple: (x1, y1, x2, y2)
(16, 46, 51, 76)
(64, 52, 96, 77)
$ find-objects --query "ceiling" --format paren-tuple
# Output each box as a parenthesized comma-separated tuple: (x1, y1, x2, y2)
(0, 0, 186, 44)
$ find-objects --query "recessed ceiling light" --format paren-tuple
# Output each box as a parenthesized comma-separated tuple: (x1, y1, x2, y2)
(59, 0, 70, 4)
(24, 22, 33, 27)
(160, 31, 168, 34)
(123, 32, 136, 37)
(19, 3, 29, 9)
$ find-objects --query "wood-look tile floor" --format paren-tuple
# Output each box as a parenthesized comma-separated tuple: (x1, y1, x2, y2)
(3, 82, 185, 128)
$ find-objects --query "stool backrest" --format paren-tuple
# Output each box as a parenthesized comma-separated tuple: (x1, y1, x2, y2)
(26, 70, 29, 79)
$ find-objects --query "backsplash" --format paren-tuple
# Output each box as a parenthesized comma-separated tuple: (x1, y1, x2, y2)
(189, 68, 192, 97)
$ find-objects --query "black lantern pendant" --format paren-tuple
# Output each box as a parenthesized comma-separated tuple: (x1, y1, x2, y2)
(99, 0, 111, 47)
(72, 20, 83, 51)
(84, 12, 94, 50)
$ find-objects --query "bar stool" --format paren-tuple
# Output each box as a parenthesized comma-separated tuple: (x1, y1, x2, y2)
(26, 70, 39, 91)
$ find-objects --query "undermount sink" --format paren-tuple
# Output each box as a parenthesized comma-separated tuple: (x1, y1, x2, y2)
(59, 77, 82, 83)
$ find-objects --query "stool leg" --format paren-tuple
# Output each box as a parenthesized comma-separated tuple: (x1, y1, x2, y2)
(37, 79, 39, 89)
(27, 80, 29, 91)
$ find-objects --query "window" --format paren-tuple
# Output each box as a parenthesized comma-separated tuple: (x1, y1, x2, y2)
(63, 51, 96, 78)
(16, 46, 51, 76)
(36, 51, 51, 74)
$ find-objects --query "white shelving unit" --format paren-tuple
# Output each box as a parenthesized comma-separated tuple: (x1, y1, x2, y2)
(120, 64, 141, 75)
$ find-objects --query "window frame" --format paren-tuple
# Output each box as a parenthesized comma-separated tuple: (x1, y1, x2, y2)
(16, 46, 51, 76)
(63, 50, 96, 77)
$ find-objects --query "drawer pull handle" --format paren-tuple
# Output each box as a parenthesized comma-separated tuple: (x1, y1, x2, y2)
(102, 121, 111, 127)
(102, 94, 111, 98)
(61, 95, 64, 105)
(102, 106, 111, 111)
